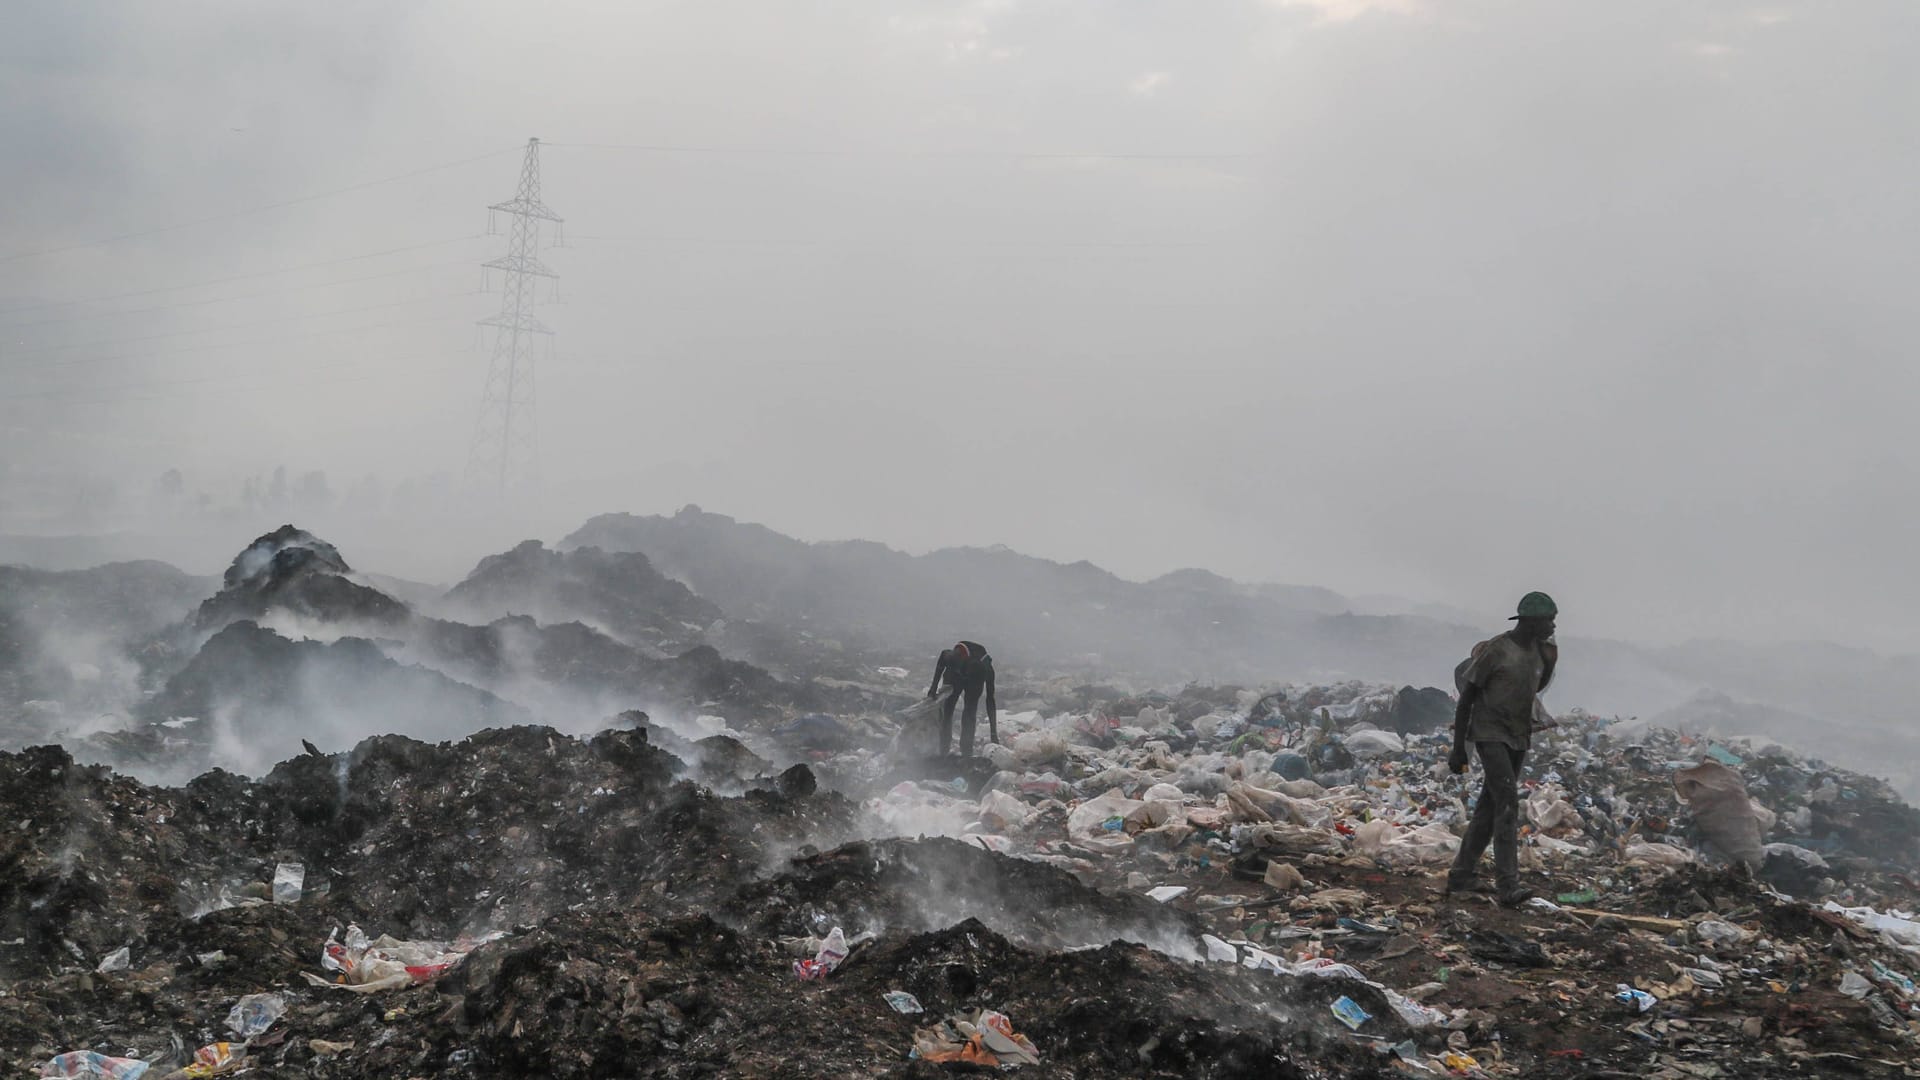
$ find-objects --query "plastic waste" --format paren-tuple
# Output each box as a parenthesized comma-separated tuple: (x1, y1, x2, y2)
(1263, 861, 1307, 891)
(1145, 885, 1188, 902)
(1556, 890, 1597, 905)
(1693, 919, 1751, 949)
(1871, 959, 1916, 996)
(911, 1008, 1041, 1066)
(1839, 970, 1873, 999)
(1329, 995, 1371, 1030)
(1066, 789, 1145, 850)
(307, 923, 506, 993)
(1142, 782, 1185, 802)
(1820, 901, 1920, 948)
(1623, 842, 1695, 867)
(1524, 785, 1583, 831)
(272, 862, 304, 904)
(181, 1043, 240, 1079)
(794, 926, 849, 980)
(95, 946, 130, 973)
(37, 1053, 149, 1080)
(884, 990, 925, 1014)
(1201, 934, 1239, 963)
(1705, 745, 1744, 767)
(226, 992, 287, 1038)
(1614, 985, 1656, 1013)
(1382, 989, 1447, 1029)
(1439, 1051, 1479, 1071)
(1467, 930, 1550, 968)
(977, 789, 1033, 832)
(1009, 731, 1068, 767)
(1683, 967, 1725, 990)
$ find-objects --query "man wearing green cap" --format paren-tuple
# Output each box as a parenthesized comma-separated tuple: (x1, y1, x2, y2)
(1444, 591, 1559, 906)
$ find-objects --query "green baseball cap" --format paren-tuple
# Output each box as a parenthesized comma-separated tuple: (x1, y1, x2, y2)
(1509, 591, 1557, 620)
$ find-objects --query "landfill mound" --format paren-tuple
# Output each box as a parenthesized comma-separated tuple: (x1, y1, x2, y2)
(437, 540, 723, 655)
(12, 525, 895, 778)
(12, 526, 1920, 1076)
(0, 728, 1392, 1078)
(0, 560, 212, 744)
(190, 525, 407, 634)
(123, 620, 531, 756)
(10, 678, 1920, 1077)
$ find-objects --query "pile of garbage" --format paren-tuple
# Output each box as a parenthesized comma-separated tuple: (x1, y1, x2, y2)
(8, 675, 1920, 1076)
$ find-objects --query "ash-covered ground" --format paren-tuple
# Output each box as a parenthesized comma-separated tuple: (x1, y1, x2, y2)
(5, 525, 1920, 1078)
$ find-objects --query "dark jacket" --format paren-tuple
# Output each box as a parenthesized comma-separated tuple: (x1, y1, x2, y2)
(930, 642, 996, 712)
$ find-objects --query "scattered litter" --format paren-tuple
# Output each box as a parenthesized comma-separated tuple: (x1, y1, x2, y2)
(37, 1053, 149, 1080)
(1145, 885, 1188, 902)
(1615, 985, 1657, 1013)
(911, 1008, 1041, 1067)
(1263, 861, 1307, 891)
(225, 992, 286, 1038)
(271, 862, 305, 904)
(1330, 995, 1371, 1030)
(181, 1042, 241, 1078)
(794, 926, 849, 981)
(883, 990, 924, 1014)
(305, 924, 505, 993)
(1467, 930, 1551, 968)
(95, 946, 130, 974)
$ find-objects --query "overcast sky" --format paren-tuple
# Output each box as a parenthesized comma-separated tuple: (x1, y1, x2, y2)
(2, 0, 1917, 651)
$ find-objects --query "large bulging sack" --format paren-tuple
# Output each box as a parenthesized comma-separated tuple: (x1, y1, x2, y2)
(1674, 761, 1765, 869)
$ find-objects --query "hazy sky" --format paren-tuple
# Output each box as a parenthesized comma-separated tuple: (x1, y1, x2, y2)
(3, 1, 1918, 651)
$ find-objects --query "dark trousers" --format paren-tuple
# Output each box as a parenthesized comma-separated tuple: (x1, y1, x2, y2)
(938, 685, 983, 757)
(1449, 742, 1526, 889)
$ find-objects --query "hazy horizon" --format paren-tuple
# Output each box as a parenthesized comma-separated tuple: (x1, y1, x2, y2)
(6, 1, 1919, 654)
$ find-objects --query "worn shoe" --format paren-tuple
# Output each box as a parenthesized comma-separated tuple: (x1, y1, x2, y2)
(1442, 877, 1493, 898)
(1496, 886, 1538, 909)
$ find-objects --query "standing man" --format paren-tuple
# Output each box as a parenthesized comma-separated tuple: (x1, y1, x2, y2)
(1444, 592, 1559, 906)
(927, 640, 997, 758)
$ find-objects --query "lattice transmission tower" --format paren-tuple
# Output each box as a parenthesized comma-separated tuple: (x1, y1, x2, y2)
(467, 137, 562, 490)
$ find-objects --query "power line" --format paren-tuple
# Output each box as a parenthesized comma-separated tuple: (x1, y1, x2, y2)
(0, 234, 488, 318)
(0, 147, 521, 265)
(0, 291, 478, 361)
